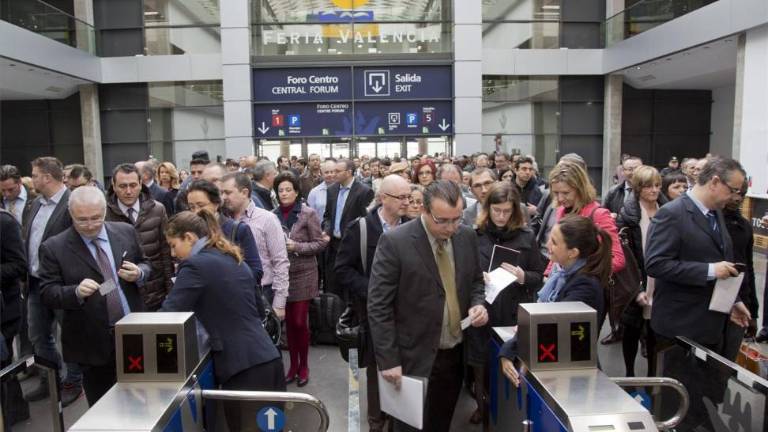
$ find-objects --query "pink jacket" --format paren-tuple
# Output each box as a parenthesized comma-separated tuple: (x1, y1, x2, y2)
(546, 201, 626, 275)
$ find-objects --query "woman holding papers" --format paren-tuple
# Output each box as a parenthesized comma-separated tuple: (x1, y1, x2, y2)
(467, 182, 545, 424)
(498, 215, 611, 386)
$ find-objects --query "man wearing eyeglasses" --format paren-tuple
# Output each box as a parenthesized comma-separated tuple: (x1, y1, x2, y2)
(368, 180, 488, 432)
(462, 168, 497, 228)
(646, 156, 751, 359)
(37, 186, 148, 406)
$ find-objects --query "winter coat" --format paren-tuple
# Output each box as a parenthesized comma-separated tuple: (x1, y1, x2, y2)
(274, 202, 327, 302)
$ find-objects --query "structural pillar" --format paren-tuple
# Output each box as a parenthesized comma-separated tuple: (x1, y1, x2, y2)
(74, 0, 103, 182)
(735, 25, 768, 197)
(221, 0, 255, 158)
(602, 74, 623, 195)
(452, 0, 483, 156)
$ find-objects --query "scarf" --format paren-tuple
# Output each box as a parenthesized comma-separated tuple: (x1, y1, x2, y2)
(483, 222, 519, 243)
(537, 259, 587, 303)
(275, 201, 302, 231)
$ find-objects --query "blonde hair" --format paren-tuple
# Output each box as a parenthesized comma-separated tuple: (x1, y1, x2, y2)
(477, 182, 525, 231)
(630, 165, 661, 193)
(157, 162, 180, 189)
(548, 161, 597, 214)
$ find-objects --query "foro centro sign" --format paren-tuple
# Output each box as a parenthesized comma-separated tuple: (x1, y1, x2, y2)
(272, 75, 341, 95)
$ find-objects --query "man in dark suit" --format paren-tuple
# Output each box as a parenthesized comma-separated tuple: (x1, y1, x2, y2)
(38, 186, 149, 406)
(368, 180, 488, 432)
(22, 157, 83, 404)
(603, 156, 642, 216)
(646, 157, 751, 357)
(136, 160, 175, 215)
(322, 160, 375, 298)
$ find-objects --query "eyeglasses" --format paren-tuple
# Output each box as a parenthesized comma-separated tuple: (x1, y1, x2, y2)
(715, 176, 742, 194)
(384, 193, 412, 202)
(73, 215, 104, 227)
(429, 212, 463, 226)
(490, 207, 514, 216)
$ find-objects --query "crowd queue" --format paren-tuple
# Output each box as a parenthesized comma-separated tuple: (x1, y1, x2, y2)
(1, 149, 766, 432)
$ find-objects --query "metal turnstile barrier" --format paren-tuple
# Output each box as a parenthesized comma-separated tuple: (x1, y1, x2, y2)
(0, 354, 63, 432)
(610, 377, 690, 431)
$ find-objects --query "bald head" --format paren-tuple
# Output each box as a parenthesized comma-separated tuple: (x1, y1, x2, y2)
(379, 175, 411, 219)
(202, 164, 227, 186)
(379, 174, 410, 195)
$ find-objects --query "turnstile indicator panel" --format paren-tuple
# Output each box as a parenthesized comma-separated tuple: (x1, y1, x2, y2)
(156, 334, 179, 374)
(122, 334, 144, 374)
(537, 323, 558, 363)
(570, 321, 592, 361)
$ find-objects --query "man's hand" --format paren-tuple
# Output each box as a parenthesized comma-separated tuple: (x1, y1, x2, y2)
(500, 262, 525, 284)
(77, 278, 100, 298)
(118, 261, 141, 282)
(381, 366, 402, 389)
(526, 203, 538, 217)
(500, 357, 520, 387)
(273, 307, 285, 321)
(636, 291, 650, 307)
(468, 305, 488, 327)
(713, 261, 738, 280)
(730, 302, 751, 328)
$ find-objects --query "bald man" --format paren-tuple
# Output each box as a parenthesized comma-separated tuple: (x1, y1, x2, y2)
(334, 175, 412, 432)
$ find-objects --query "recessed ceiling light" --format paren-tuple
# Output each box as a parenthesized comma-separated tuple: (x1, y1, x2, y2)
(635, 66, 641, 70)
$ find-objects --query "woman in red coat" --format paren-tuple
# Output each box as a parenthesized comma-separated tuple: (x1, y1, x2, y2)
(272, 172, 327, 387)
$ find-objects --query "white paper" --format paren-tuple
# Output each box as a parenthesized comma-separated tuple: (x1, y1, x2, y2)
(378, 373, 427, 429)
(493, 326, 518, 343)
(460, 316, 472, 331)
(99, 279, 117, 296)
(485, 267, 518, 304)
(708, 273, 745, 313)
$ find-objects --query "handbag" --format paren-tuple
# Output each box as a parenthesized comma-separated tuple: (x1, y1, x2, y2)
(336, 217, 367, 364)
(608, 228, 643, 327)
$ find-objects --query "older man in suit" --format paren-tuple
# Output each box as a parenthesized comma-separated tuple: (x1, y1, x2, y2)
(368, 180, 488, 432)
(323, 159, 374, 298)
(646, 156, 751, 358)
(38, 186, 149, 405)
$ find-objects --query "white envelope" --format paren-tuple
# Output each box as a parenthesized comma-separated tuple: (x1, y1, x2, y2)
(708, 273, 745, 313)
(485, 267, 518, 304)
(378, 373, 427, 429)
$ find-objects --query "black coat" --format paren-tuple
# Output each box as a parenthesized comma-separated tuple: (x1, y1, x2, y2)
(515, 179, 543, 207)
(322, 179, 375, 237)
(603, 182, 629, 215)
(148, 182, 175, 216)
(160, 247, 280, 383)
(617, 192, 668, 282)
(38, 223, 149, 366)
(645, 194, 734, 346)
(723, 209, 758, 319)
(1, 211, 26, 331)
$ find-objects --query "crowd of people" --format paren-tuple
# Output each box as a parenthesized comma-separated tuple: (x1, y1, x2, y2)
(1, 149, 766, 432)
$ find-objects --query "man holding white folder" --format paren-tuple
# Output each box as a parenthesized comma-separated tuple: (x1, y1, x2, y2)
(645, 157, 751, 358)
(368, 180, 488, 431)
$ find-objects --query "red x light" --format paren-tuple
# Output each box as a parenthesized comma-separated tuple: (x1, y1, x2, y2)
(539, 343, 557, 362)
(127, 355, 144, 372)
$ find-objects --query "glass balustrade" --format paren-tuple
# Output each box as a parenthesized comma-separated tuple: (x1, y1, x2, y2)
(1, 0, 96, 54)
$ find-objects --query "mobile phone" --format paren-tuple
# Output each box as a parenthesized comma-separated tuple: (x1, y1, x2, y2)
(119, 251, 127, 269)
(733, 263, 747, 273)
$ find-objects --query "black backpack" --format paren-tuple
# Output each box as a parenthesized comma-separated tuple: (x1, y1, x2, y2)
(309, 292, 344, 345)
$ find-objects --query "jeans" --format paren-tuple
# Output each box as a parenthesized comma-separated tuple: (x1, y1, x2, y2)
(27, 277, 82, 385)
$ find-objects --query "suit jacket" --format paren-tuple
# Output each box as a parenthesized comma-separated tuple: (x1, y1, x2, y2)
(645, 193, 734, 346)
(322, 179, 374, 236)
(367, 219, 485, 378)
(1, 210, 27, 328)
(22, 188, 72, 262)
(148, 182, 175, 216)
(160, 248, 280, 383)
(37, 222, 149, 366)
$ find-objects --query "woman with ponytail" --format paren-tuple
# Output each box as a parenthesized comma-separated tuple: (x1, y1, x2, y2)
(498, 215, 612, 386)
(161, 210, 284, 430)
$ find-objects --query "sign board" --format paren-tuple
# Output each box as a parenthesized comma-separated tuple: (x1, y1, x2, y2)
(354, 66, 452, 100)
(253, 67, 352, 102)
(355, 100, 452, 136)
(254, 103, 354, 138)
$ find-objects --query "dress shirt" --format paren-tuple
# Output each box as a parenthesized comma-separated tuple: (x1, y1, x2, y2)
(686, 190, 717, 280)
(377, 207, 402, 233)
(307, 182, 330, 225)
(117, 199, 141, 222)
(28, 185, 67, 276)
(3, 185, 26, 224)
(333, 179, 354, 238)
(79, 226, 131, 315)
(420, 216, 462, 349)
(238, 200, 290, 309)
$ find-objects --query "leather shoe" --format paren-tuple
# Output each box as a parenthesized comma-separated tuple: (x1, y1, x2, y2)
(601, 331, 623, 345)
(285, 374, 297, 385)
(61, 382, 83, 407)
(24, 378, 50, 402)
(297, 377, 309, 387)
(757, 328, 768, 343)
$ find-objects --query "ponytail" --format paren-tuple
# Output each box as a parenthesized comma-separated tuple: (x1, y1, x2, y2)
(557, 215, 613, 286)
(196, 210, 243, 263)
(166, 210, 243, 263)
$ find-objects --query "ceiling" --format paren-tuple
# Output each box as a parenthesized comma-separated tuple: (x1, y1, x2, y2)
(620, 37, 738, 90)
(0, 57, 89, 100)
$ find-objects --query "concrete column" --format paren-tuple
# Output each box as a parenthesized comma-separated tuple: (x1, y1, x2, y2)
(602, 74, 623, 194)
(221, 0, 254, 158)
(735, 25, 768, 197)
(453, 0, 483, 156)
(732, 33, 746, 159)
(73, 0, 95, 53)
(605, 0, 626, 46)
(79, 84, 104, 182)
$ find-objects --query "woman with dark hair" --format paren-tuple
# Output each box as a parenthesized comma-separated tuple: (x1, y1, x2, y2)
(412, 159, 437, 186)
(468, 182, 544, 424)
(617, 166, 666, 377)
(661, 172, 688, 201)
(499, 168, 514, 183)
(499, 215, 612, 386)
(161, 210, 284, 430)
(272, 172, 327, 386)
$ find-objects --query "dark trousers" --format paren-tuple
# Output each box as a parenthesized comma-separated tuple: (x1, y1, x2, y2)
(394, 345, 464, 432)
(221, 358, 286, 432)
(366, 365, 385, 424)
(81, 356, 117, 406)
(324, 239, 344, 300)
(2, 319, 30, 428)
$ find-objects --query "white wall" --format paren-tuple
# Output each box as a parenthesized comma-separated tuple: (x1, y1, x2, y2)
(737, 24, 768, 197)
(710, 84, 735, 157)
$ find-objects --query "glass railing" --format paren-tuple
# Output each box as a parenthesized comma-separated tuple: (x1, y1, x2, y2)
(0, 0, 96, 54)
(604, 0, 718, 46)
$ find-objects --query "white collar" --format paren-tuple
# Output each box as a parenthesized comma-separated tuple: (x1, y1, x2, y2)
(118, 199, 141, 218)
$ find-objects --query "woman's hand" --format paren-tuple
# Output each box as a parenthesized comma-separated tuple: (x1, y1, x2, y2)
(636, 291, 649, 306)
(500, 357, 520, 387)
(285, 239, 297, 252)
(500, 263, 525, 284)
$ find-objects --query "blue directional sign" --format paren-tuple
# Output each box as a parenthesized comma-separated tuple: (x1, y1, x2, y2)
(256, 406, 285, 432)
(253, 67, 353, 102)
(253, 103, 353, 138)
(354, 66, 452, 100)
(355, 100, 452, 136)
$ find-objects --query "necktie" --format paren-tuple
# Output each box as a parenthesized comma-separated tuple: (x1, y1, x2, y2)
(334, 187, 349, 237)
(91, 239, 125, 325)
(706, 211, 719, 233)
(127, 208, 136, 224)
(436, 241, 461, 338)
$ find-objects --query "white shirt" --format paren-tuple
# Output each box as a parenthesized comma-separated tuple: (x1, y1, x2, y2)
(3, 184, 26, 224)
(307, 182, 330, 225)
(117, 199, 141, 222)
(28, 185, 67, 276)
